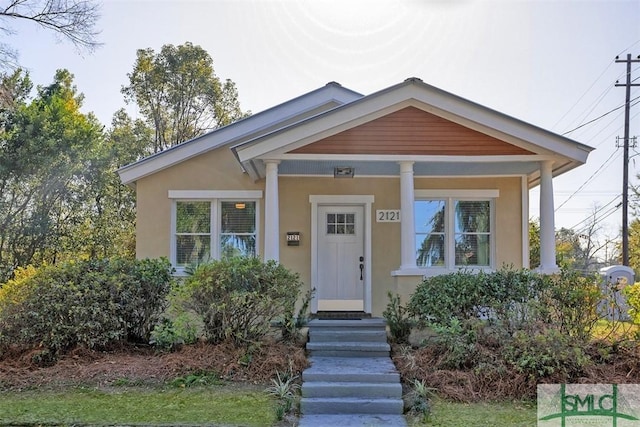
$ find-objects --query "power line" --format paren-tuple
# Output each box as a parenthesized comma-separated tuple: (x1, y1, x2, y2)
(568, 195, 621, 232)
(562, 95, 640, 135)
(555, 149, 621, 211)
(552, 61, 615, 131)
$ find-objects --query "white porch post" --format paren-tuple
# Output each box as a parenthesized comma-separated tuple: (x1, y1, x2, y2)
(399, 161, 417, 270)
(264, 160, 280, 262)
(538, 160, 558, 273)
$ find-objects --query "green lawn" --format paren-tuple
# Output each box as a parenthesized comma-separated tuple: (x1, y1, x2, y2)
(410, 398, 537, 426)
(0, 385, 538, 427)
(0, 386, 276, 426)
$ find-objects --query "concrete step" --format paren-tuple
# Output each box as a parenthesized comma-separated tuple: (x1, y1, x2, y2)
(307, 318, 387, 331)
(306, 341, 390, 357)
(300, 397, 404, 415)
(302, 381, 402, 398)
(302, 357, 400, 383)
(309, 329, 388, 343)
(298, 414, 407, 427)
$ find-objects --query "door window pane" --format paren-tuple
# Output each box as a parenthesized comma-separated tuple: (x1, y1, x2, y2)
(327, 212, 356, 235)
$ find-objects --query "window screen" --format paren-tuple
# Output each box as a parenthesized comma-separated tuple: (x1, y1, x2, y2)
(220, 201, 256, 258)
(175, 201, 211, 266)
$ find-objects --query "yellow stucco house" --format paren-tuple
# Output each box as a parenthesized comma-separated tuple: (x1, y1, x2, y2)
(118, 78, 593, 317)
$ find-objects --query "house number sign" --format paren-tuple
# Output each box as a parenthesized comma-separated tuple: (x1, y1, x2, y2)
(376, 210, 401, 222)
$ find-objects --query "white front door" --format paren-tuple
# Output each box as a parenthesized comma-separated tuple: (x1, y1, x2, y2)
(317, 205, 365, 311)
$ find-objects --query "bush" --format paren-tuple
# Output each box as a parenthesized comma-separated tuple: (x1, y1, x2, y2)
(624, 282, 640, 324)
(180, 257, 303, 346)
(408, 267, 600, 344)
(504, 328, 590, 380)
(0, 258, 173, 360)
(383, 292, 414, 344)
(534, 269, 602, 343)
(430, 317, 480, 369)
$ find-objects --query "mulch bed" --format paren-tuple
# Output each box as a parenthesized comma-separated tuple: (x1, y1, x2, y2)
(392, 342, 640, 402)
(0, 340, 308, 390)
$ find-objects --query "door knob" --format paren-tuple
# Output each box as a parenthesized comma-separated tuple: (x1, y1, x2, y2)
(359, 262, 364, 280)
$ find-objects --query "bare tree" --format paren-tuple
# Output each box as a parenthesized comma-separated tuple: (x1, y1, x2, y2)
(0, 0, 101, 68)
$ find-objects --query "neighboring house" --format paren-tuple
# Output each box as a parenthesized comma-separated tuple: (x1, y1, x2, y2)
(118, 78, 593, 317)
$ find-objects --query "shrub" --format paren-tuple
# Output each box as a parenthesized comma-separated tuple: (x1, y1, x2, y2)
(624, 282, 640, 324)
(430, 318, 481, 369)
(108, 258, 174, 343)
(407, 271, 487, 326)
(504, 328, 590, 380)
(534, 269, 602, 343)
(0, 258, 173, 359)
(383, 292, 414, 344)
(180, 257, 302, 346)
(150, 314, 199, 350)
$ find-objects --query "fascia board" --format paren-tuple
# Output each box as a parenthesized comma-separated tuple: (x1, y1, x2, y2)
(117, 83, 363, 185)
(276, 153, 556, 163)
(406, 83, 594, 162)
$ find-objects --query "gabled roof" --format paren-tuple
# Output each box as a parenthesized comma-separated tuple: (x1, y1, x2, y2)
(231, 78, 593, 185)
(118, 82, 363, 185)
(118, 78, 594, 188)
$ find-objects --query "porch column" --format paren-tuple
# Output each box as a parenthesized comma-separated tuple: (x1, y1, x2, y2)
(399, 161, 417, 270)
(264, 160, 280, 262)
(538, 160, 558, 273)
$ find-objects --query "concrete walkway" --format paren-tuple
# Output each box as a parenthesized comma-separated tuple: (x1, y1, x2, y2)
(298, 319, 407, 427)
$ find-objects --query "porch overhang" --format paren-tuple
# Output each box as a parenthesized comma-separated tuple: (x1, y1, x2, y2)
(238, 155, 581, 188)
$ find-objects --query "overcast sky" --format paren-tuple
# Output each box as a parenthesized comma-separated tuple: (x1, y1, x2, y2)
(7, 0, 640, 241)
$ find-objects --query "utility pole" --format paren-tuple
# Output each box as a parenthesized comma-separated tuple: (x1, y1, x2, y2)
(615, 54, 640, 266)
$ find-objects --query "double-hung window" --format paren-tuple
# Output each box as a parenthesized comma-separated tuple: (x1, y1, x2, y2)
(414, 190, 496, 270)
(170, 191, 261, 272)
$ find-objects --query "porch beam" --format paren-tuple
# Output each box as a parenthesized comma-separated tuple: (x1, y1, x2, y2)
(264, 160, 280, 262)
(538, 160, 558, 273)
(399, 161, 417, 270)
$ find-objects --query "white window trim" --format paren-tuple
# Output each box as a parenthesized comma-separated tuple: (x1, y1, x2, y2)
(170, 195, 262, 276)
(415, 189, 498, 276)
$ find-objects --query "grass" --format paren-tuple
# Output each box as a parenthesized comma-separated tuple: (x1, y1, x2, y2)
(592, 319, 640, 340)
(0, 385, 276, 426)
(409, 398, 537, 426)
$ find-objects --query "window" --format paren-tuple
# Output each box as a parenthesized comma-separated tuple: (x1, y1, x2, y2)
(176, 201, 211, 266)
(415, 197, 493, 269)
(173, 199, 257, 268)
(326, 213, 356, 235)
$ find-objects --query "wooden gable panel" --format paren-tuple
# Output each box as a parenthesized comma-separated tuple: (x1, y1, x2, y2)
(289, 107, 535, 155)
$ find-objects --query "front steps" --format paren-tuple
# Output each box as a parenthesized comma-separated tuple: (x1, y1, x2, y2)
(299, 318, 406, 427)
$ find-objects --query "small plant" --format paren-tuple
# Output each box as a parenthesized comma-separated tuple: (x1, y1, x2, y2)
(265, 370, 300, 421)
(150, 314, 198, 351)
(170, 371, 223, 388)
(280, 288, 315, 343)
(383, 292, 414, 344)
(431, 318, 480, 369)
(404, 378, 434, 422)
